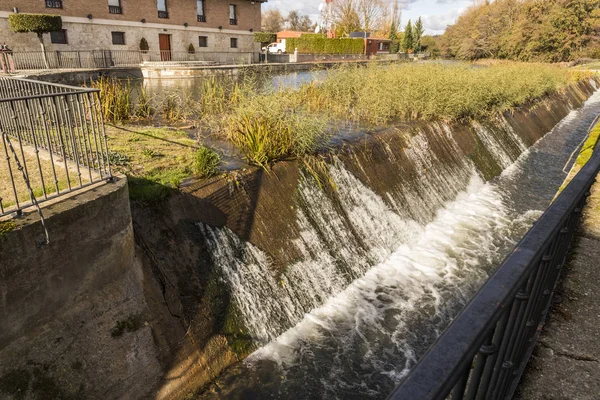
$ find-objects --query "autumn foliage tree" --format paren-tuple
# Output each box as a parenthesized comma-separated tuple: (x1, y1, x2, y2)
(441, 0, 600, 62)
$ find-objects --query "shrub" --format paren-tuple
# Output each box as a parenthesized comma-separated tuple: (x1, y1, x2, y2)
(254, 32, 277, 46)
(224, 94, 328, 167)
(193, 146, 221, 178)
(8, 14, 62, 33)
(188, 43, 195, 54)
(139, 37, 149, 52)
(286, 37, 364, 54)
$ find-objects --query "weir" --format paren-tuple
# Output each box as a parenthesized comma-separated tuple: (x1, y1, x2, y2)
(161, 80, 600, 398)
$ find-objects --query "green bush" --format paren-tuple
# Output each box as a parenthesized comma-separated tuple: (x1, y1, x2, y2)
(224, 94, 328, 168)
(8, 13, 62, 33)
(193, 146, 221, 178)
(139, 37, 149, 52)
(254, 32, 277, 45)
(286, 37, 364, 54)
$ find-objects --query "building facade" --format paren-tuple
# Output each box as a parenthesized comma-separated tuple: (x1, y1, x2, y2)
(0, 0, 264, 55)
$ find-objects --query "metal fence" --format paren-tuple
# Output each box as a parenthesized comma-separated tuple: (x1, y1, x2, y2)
(388, 145, 600, 399)
(2, 50, 255, 71)
(0, 76, 111, 217)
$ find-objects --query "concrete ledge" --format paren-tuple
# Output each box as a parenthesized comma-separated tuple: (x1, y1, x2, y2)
(0, 174, 164, 399)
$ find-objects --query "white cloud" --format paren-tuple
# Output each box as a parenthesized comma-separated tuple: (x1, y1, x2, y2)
(263, 0, 475, 35)
(420, 9, 463, 35)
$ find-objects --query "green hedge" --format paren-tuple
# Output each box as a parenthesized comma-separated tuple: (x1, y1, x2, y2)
(286, 37, 364, 54)
(254, 32, 277, 45)
(9, 13, 62, 33)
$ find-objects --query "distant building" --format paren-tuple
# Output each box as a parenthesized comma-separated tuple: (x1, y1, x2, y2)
(0, 0, 266, 54)
(365, 37, 391, 55)
(349, 32, 391, 55)
(276, 30, 305, 43)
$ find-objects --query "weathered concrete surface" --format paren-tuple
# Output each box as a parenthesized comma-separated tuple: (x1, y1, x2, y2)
(130, 79, 599, 397)
(0, 176, 170, 399)
(515, 175, 600, 400)
(16, 67, 143, 85)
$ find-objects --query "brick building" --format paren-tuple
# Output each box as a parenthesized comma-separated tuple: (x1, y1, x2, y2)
(0, 0, 264, 55)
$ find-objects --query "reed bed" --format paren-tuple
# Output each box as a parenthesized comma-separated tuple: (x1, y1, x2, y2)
(296, 62, 590, 125)
(94, 62, 591, 170)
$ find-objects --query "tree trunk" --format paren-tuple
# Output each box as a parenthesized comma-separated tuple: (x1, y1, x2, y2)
(37, 32, 49, 70)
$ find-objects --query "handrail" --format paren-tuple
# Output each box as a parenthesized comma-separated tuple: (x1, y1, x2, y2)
(388, 143, 600, 399)
(0, 77, 111, 217)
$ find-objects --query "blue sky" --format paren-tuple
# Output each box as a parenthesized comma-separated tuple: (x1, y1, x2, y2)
(263, 0, 476, 35)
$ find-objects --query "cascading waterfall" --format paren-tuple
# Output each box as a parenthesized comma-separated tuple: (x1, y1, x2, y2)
(197, 88, 600, 399)
(199, 117, 528, 345)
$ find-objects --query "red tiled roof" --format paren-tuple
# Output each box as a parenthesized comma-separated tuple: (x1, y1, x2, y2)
(277, 31, 306, 39)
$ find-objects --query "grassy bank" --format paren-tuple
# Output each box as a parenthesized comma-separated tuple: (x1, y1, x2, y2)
(557, 120, 600, 196)
(94, 61, 592, 172)
(104, 126, 221, 202)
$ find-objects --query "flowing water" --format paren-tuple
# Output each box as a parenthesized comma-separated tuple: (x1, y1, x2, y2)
(197, 87, 600, 399)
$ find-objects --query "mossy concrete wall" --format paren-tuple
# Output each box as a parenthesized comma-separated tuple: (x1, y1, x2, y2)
(0, 176, 172, 399)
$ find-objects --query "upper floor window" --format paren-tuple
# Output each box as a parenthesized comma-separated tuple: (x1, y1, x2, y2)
(229, 4, 237, 25)
(46, 0, 63, 8)
(50, 29, 68, 44)
(111, 31, 125, 45)
(108, 0, 122, 14)
(197, 0, 206, 22)
(157, 0, 169, 18)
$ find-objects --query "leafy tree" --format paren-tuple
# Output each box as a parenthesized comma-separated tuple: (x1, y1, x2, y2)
(403, 20, 414, 52)
(262, 9, 285, 33)
(333, 0, 362, 36)
(254, 32, 277, 47)
(286, 10, 314, 31)
(414, 17, 424, 53)
(8, 13, 62, 69)
(420, 35, 441, 58)
(441, 0, 600, 62)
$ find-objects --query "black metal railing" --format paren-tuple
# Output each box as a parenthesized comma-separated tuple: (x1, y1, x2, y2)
(388, 144, 600, 399)
(108, 5, 123, 14)
(197, 15, 206, 22)
(0, 50, 255, 71)
(45, 0, 63, 8)
(230, 18, 237, 25)
(158, 10, 169, 18)
(0, 77, 111, 217)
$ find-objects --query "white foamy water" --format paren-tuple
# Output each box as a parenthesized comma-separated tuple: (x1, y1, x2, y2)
(196, 89, 600, 399)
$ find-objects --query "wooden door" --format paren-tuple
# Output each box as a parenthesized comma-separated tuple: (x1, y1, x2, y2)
(159, 34, 171, 61)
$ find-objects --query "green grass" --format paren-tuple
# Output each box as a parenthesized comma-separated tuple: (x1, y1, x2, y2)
(0, 221, 16, 236)
(193, 146, 221, 178)
(575, 123, 600, 168)
(556, 121, 600, 196)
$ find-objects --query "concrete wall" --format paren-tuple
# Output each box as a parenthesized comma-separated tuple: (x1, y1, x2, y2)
(0, 177, 167, 399)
